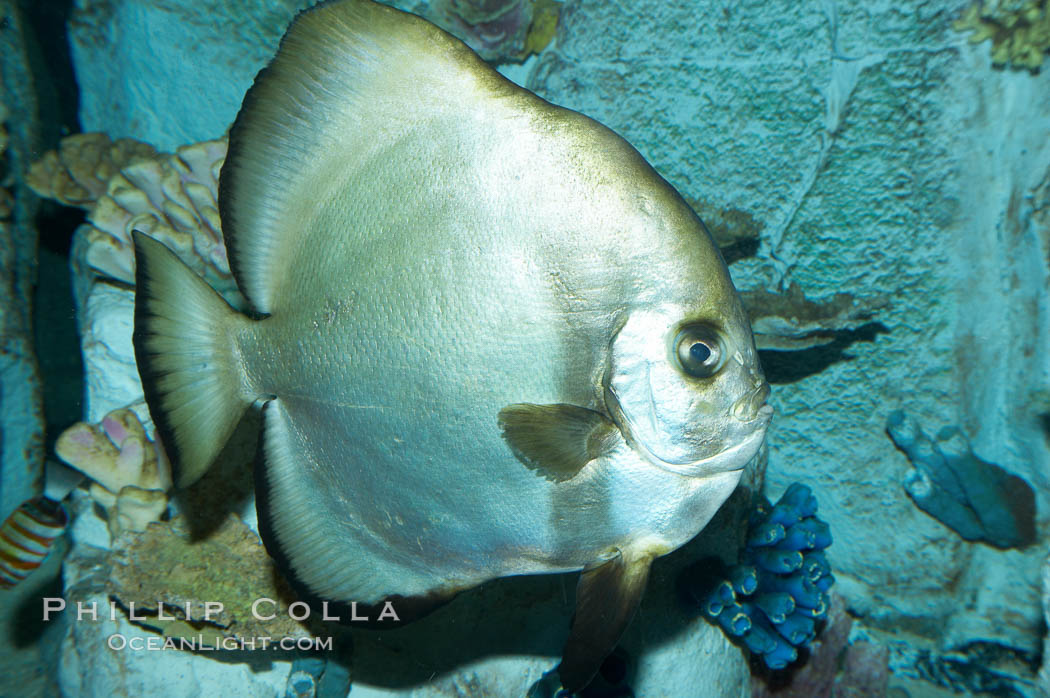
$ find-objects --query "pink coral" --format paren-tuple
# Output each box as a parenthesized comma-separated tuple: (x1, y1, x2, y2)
(55, 406, 172, 535)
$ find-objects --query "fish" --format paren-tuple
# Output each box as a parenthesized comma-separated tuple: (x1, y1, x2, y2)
(0, 497, 67, 589)
(131, 0, 772, 690)
(0, 462, 79, 590)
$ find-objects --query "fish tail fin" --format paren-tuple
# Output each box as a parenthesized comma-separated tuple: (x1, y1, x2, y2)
(132, 231, 253, 488)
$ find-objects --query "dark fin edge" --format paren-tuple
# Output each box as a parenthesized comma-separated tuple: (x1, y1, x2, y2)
(133, 231, 185, 488)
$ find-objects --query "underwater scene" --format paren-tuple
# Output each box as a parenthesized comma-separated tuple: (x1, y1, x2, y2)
(1, 0, 1049, 696)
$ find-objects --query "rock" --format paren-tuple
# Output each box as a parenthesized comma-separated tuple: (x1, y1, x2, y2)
(1040, 552, 1050, 696)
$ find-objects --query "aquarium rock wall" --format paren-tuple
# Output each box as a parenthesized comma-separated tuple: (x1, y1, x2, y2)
(48, 0, 1050, 696)
(0, 0, 44, 524)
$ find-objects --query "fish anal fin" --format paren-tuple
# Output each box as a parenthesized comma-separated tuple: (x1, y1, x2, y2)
(558, 549, 653, 693)
(255, 400, 461, 625)
(498, 403, 619, 482)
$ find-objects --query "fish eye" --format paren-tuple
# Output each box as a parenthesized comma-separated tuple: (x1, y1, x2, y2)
(673, 324, 724, 378)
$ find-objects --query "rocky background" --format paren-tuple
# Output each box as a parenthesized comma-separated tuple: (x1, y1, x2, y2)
(1, 0, 1047, 696)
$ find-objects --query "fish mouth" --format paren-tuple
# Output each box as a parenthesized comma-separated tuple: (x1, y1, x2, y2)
(605, 387, 773, 478)
(733, 382, 772, 422)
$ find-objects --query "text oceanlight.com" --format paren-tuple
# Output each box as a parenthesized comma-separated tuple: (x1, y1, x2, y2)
(107, 634, 333, 652)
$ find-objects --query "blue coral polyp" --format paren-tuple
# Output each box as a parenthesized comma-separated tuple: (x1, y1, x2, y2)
(747, 520, 786, 547)
(695, 483, 834, 670)
(729, 565, 759, 595)
(754, 547, 804, 574)
(755, 592, 795, 624)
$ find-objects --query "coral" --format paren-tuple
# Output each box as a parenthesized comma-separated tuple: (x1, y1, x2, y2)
(283, 654, 353, 698)
(740, 283, 888, 352)
(29, 134, 235, 297)
(954, 0, 1050, 71)
(107, 514, 315, 643)
(429, 0, 557, 62)
(86, 137, 232, 292)
(681, 484, 834, 671)
(54, 406, 172, 536)
(26, 133, 157, 208)
(751, 594, 889, 697)
(886, 411, 1036, 549)
(523, 0, 561, 56)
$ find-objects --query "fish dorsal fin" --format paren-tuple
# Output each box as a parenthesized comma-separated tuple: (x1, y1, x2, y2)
(219, 0, 518, 313)
(498, 404, 620, 482)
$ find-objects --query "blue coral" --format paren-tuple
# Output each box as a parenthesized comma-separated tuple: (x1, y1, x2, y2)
(283, 653, 351, 698)
(686, 484, 834, 670)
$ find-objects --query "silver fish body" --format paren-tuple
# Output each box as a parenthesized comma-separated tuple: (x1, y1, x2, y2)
(235, 123, 768, 599)
(132, 0, 771, 690)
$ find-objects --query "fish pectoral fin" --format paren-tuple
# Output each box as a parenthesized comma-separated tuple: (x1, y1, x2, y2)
(497, 403, 619, 482)
(558, 549, 653, 693)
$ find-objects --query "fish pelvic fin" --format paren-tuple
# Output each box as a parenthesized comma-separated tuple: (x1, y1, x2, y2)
(558, 548, 654, 693)
(498, 403, 619, 482)
(133, 231, 254, 488)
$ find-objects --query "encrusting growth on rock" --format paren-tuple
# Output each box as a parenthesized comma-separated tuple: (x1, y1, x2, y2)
(107, 515, 316, 644)
(26, 133, 157, 208)
(954, 0, 1050, 71)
